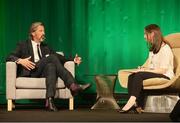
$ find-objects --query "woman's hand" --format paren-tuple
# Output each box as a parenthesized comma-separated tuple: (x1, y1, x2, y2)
(137, 66, 166, 74)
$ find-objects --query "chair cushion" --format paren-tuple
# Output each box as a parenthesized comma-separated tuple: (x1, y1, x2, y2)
(16, 77, 66, 89)
(143, 78, 170, 87)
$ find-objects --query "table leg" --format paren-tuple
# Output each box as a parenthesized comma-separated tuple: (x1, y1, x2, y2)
(91, 75, 120, 109)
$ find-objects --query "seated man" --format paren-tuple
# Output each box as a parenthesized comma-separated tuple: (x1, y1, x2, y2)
(6, 22, 90, 111)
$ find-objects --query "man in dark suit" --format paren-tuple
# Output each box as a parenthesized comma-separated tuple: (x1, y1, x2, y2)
(6, 22, 90, 111)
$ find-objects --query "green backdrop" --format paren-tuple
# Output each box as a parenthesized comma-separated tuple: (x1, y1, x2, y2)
(0, 0, 180, 104)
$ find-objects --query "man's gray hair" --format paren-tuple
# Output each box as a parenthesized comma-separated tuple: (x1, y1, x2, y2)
(29, 22, 44, 40)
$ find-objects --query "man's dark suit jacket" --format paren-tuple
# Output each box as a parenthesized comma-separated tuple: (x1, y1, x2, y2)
(6, 40, 68, 77)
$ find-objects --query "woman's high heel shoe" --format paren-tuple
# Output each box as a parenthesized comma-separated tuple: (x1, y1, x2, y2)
(135, 107, 144, 114)
(117, 105, 137, 113)
(134, 102, 144, 114)
(118, 102, 143, 114)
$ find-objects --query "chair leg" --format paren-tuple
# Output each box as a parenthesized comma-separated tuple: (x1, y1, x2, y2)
(69, 97, 74, 110)
(7, 99, 13, 111)
(12, 101, 15, 109)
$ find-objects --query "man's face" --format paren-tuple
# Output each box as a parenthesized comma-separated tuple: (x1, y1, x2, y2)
(32, 25, 45, 43)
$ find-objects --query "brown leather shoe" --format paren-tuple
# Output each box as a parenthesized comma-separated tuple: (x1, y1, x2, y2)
(46, 97, 58, 112)
(70, 83, 91, 96)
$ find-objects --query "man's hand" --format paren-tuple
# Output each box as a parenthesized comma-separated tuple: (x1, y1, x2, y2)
(74, 54, 82, 66)
(17, 56, 36, 70)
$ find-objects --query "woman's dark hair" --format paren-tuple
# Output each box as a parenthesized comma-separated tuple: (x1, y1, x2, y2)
(145, 24, 166, 54)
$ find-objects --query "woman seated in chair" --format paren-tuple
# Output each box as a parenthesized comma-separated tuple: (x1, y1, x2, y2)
(118, 24, 175, 113)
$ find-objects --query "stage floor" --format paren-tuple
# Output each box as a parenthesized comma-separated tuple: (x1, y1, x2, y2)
(0, 105, 171, 122)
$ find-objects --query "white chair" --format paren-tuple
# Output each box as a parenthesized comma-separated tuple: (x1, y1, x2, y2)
(6, 52, 74, 111)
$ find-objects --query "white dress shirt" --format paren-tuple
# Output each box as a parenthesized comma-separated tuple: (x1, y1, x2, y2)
(31, 40, 42, 62)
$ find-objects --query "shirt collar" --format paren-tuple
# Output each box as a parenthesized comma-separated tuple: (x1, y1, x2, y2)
(31, 40, 40, 46)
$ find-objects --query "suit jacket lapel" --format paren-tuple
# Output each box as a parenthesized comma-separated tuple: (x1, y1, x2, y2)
(27, 40, 35, 62)
(40, 43, 48, 58)
(40, 44, 45, 58)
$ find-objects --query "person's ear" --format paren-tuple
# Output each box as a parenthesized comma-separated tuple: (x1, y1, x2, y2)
(31, 32, 35, 37)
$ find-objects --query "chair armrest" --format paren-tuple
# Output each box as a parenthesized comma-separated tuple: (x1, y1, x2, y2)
(118, 69, 135, 88)
(64, 61, 75, 77)
(6, 62, 17, 99)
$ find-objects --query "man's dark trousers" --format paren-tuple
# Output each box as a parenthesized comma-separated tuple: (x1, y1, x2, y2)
(30, 54, 75, 97)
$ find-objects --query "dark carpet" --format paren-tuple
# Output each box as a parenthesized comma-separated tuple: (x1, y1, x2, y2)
(0, 106, 172, 122)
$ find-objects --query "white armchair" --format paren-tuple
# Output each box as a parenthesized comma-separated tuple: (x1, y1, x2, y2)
(6, 58, 74, 111)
